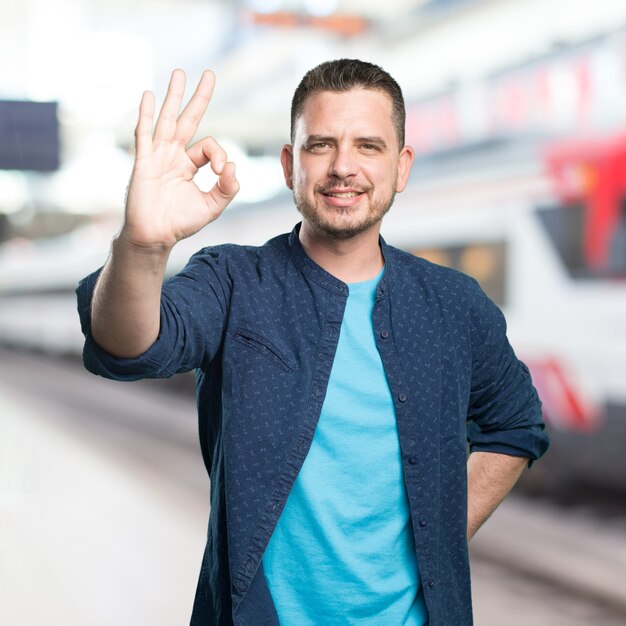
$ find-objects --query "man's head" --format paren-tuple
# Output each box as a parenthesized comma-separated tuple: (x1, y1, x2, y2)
(290, 59, 406, 151)
(283, 59, 414, 241)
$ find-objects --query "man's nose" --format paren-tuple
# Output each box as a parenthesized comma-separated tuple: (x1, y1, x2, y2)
(329, 146, 358, 179)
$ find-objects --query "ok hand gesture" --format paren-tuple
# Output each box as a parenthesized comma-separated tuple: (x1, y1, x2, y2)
(122, 70, 239, 251)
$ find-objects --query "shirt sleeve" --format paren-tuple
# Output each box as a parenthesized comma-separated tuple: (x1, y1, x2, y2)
(76, 247, 229, 381)
(466, 279, 550, 466)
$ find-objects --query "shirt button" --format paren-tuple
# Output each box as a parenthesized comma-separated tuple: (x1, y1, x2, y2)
(419, 518, 427, 527)
(398, 393, 407, 402)
(408, 456, 417, 465)
(428, 580, 435, 588)
(234, 580, 248, 594)
(381, 330, 389, 339)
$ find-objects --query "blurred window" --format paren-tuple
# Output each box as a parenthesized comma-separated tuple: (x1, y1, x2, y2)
(405, 242, 507, 306)
(536, 201, 626, 279)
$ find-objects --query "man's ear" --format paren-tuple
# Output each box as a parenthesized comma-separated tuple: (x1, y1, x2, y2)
(395, 144, 415, 193)
(281, 144, 294, 190)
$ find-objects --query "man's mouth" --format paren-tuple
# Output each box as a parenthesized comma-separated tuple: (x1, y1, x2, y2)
(324, 191, 362, 198)
(315, 186, 369, 208)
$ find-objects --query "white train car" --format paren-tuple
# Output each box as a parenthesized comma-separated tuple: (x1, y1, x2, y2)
(1, 134, 625, 494)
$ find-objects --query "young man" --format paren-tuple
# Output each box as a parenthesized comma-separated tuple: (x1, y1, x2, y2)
(77, 59, 549, 625)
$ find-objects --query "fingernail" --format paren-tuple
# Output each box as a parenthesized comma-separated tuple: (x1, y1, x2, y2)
(215, 160, 224, 174)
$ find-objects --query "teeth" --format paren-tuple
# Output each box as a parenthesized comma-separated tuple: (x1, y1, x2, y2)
(327, 192, 359, 198)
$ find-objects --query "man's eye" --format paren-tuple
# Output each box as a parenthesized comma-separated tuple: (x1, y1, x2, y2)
(307, 142, 329, 151)
(361, 144, 379, 151)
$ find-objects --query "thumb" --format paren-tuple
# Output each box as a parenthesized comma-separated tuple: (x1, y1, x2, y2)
(217, 161, 239, 198)
(206, 161, 240, 213)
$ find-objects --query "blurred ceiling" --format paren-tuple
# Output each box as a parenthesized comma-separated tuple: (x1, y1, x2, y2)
(3, 0, 626, 149)
(1, 0, 626, 218)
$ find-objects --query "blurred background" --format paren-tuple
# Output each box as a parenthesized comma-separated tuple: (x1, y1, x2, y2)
(1, 0, 626, 624)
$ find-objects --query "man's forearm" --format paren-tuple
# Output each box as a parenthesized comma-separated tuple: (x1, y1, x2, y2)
(91, 235, 172, 358)
(466, 451, 528, 541)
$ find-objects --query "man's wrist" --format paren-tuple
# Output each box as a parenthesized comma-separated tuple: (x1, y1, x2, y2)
(113, 231, 173, 270)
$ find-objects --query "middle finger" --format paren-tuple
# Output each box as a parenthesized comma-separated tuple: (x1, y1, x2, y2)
(153, 69, 186, 146)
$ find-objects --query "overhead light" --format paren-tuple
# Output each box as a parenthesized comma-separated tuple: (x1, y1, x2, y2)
(304, 0, 339, 17)
(249, 0, 284, 14)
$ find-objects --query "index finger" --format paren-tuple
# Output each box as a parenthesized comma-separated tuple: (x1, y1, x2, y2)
(135, 90, 155, 158)
(173, 70, 216, 146)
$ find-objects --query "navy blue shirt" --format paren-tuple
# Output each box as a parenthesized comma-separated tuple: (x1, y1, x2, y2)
(76, 224, 549, 626)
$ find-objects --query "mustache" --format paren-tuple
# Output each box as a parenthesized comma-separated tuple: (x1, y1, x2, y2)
(314, 182, 372, 194)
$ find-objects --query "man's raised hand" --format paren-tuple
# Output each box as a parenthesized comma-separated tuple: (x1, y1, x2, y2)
(122, 69, 239, 251)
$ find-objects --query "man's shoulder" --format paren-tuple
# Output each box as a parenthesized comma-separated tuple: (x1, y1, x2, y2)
(386, 244, 497, 332)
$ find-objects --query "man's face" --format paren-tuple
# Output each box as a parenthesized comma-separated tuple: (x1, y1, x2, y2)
(282, 88, 414, 240)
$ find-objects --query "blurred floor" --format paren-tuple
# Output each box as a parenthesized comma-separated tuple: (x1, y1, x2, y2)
(1, 349, 625, 625)
(472, 560, 625, 626)
(0, 373, 209, 626)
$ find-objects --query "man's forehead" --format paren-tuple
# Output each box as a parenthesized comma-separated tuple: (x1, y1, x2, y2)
(294, 88, 395, 138)
(299, 86, 393, 113)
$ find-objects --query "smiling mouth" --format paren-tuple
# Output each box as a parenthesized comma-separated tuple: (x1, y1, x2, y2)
(324, 191, 362, 198)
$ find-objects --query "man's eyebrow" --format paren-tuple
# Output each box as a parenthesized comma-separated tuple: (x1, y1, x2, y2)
(303, 135, 389, 148)
(357, 136, 388, 149)
(304, 135, 336, 144)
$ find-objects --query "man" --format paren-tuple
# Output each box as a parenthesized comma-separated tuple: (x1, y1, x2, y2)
(77, 59, 549, 625)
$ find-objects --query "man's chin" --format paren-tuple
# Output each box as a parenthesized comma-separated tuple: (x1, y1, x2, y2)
(302, 215, 378, 240)
(319, 225, 365, 240)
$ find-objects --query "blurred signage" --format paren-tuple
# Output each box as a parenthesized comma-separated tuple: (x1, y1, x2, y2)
(0, 100, 60, 172)
(526, 357, 600, 431)
(407, 31, 626, 154)
(542, 134, 626, 274)
(244, 11, 369, 37)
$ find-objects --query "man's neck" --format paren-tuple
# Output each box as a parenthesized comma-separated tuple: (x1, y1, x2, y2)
(298, 222, 384, 284)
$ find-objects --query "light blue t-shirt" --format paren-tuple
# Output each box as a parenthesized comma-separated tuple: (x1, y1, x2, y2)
(262, 270, 428, 625)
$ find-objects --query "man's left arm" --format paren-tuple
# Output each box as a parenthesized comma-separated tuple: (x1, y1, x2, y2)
(466, 451, 527, 541)
(465, 279, 550, 539)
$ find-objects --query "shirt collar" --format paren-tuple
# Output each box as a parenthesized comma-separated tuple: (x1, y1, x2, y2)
(287, 222, 392, 298)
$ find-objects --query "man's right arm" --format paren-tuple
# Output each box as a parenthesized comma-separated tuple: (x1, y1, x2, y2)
(89, 69, 239, 358)
(90, 237, 171, 358)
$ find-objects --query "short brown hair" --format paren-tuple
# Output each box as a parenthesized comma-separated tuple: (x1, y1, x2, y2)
(290, 58, 406, 149)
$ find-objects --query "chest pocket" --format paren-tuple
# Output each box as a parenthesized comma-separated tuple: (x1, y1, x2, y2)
(232, 327, 297, 374)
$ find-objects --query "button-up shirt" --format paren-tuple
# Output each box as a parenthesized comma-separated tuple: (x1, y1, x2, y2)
(76, 224, 549, 626)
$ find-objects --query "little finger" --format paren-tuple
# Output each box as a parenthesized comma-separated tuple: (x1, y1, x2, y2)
(173, 70, 215, 146)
